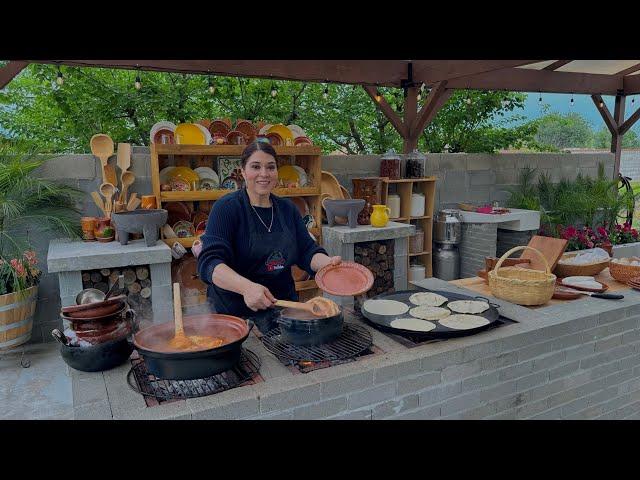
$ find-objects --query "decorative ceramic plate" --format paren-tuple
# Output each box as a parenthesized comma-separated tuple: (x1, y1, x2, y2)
(287, 124, 306, 138)
(174, 123, 206, 145)
(217, 157, 242, 183)
(170, 178, 191, 192)
(302, 214, 316, 229)
(168, 166, 200, 185)
(221, 176, 241, 190)
(266, 124, 294, 145)
(321, 170, 344, 200)
(152, 128, 175, 145)
(259, 124, 273, 135)
(199, 178, 219, 190)
(195, 123, 212, 145)
(194, 167, 219, 183)
(266, 132, 283, 146)
(292, 165, 308, 186)
(166, 202, 192, 226)
(159, 166, 176, 184)
(278, 165, 300, 184)
(191, 210, 209, 226)
(173, 220, 195, 238)
(150, 121, 176, 144)
(315, 261, 374, 297)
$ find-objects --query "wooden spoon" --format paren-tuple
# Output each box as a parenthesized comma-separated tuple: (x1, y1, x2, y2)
(167, 283, 223, 350)
(274, 297, 338, 317)
(90, 134, 114, 183)
(90, 191, 107, 216)
(127, 195, 141, 211)
(119, 171, 135, 203)
(99, 182, 115, 218)
(104, 164, 118, 189)
(117, 143, 131, 173)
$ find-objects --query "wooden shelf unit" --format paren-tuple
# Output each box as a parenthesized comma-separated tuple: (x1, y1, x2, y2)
(381, 177, 437, 279)
(150, 143, 324, 299)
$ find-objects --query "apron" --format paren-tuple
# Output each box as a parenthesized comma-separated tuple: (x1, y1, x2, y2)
(208, 189, 298, 332)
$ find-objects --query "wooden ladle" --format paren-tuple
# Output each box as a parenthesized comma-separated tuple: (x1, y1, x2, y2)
(90, 134, 114, 184)
(167, 283, 223, 351)
(99, 182, 115, 218)
(274, 297, 339, 317)
(119, 171, 135, 203)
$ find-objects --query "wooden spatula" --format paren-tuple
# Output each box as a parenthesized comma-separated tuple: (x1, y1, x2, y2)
(167, 283, 222, 350)
(119, 171, 135, 202)
(117, 143, 131, 173)
(275, 297, 338, 317)
(104, 164, 118, 189)
(126, 195, 141, 211)
(90, 134, 114, 184)
(91, 191, 107, 216)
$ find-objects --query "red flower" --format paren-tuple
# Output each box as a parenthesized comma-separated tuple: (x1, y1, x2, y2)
(564, 226, 577, 238)
(597, 226, 608, 237)
(632, 229, 639, 238)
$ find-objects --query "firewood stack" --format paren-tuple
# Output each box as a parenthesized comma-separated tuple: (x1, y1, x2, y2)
(354, 240, 395, 312)
(81, 266, 152, 319)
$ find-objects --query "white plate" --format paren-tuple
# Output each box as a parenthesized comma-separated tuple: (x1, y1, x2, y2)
(195, 124, 212, 145)
(159, 166, 176, 185)
(259, 124, 273, 135)
(150, 121, 176, 145)
(292, 165, 308, 187)
(287, 124, 306, 138)
(194, 167, 219, 184)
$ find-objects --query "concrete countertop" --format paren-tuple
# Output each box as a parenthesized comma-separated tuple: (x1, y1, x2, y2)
(70, 277, 640, 420)
(455, 208, 540, 231)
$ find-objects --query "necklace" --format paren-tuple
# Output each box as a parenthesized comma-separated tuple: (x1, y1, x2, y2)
(250, 203, 274, 233)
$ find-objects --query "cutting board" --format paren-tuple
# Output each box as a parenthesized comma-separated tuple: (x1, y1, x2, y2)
(519, 235, 568, 272)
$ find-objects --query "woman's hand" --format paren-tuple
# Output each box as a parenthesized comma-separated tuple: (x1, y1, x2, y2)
(311, 253, 342, 272)
(241, 281, 276, 312)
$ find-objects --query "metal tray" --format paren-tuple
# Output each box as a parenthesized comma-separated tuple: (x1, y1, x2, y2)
(361, 288, 500, 339)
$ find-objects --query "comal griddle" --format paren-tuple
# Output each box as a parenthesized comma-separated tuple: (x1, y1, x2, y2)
(361, 289, 501, 339)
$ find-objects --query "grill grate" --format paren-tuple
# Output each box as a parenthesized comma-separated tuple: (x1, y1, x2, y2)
(127, 348, 261, 403)
(261, 323, 372, 363)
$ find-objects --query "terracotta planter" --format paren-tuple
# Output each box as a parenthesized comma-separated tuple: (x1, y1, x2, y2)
(0, 286, 38, 349)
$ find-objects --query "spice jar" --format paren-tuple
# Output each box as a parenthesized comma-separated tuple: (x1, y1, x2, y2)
(409, 227, 424, 254)
(405, 149, 426, 178)
(380, 149, 401, 179)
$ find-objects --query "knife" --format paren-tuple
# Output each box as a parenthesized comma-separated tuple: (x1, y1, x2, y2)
(560, 288, 624, 300)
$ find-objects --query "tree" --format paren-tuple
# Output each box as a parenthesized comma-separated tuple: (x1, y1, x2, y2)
(1, 64, 537, 154)
(532, 112, 594, 150)
(593, 127, 640, 149)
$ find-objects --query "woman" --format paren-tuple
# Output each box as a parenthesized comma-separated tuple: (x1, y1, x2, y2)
(197, 140, 341, 332)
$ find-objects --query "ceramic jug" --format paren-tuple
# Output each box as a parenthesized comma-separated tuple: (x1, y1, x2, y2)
(370, 204, 391, 227)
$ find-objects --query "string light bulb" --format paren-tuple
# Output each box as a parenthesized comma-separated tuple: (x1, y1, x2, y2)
(501, 98, 509, 108)
(632, 98, 636, 105)
(570, 94, 574, 107)
(375, 90, 382, 102)
(208, 76, 216, 95)
(323, 83, 329, 100)
(599, 99, 604, 108)
(56, 65, 64, 86)
(134, 67, 142, 90)
(465, 95, 472, 105)
(538, 93, 542, 105)
(270, 83, 278, 98)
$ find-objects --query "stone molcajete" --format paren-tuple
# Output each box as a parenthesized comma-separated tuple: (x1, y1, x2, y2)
(322, 198, 365, 229)
(111, 209, 168, 247)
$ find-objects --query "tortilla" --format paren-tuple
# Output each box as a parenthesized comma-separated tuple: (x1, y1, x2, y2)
(446, 300, 490, 314)
(408, 292, 448, 307)
(390, 318, 437, 332)
(409, 306, 451, 320)
(439, 314, 490, 330)
(363, 299, 409, 316)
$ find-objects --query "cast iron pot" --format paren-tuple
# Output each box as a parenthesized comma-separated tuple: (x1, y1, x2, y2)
(133, 314, 254, 380)
(277, 307, 344, 346)
(58, 334, 134, 372)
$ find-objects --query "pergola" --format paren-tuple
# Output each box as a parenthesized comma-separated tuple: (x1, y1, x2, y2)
(2, 59, 640, 177)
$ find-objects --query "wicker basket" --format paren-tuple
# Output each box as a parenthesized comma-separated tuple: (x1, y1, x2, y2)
(488, 246, 556, 306)
(554, 253, 610, 278)
(608, 259, 640, 283)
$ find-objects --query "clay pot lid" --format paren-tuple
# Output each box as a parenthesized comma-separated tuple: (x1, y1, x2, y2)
(315, 261, 374, 296)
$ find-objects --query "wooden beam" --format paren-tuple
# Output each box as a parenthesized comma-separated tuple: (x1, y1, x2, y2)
(363, 86, 407, 137)
(411, 81, 451, 136)
(611, 94, 626, 179)
(402, 86, 419, 153)
(544, 60, 572, 71)
(619, 105, 640, 136)
(447, 67, 623, 95)
(623, 75, 640, 95)
(591, 95, 618, 135)
(616, 63, 640, 76)
(0, 61, 29, 90)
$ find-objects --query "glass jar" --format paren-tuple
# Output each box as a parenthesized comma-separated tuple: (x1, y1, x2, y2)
(409, 227, 424, 254)
(380, 149, 401, 179)
(405, 149, 426, 178)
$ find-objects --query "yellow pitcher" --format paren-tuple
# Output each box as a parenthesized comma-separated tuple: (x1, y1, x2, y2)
(370, 204, 391, 227)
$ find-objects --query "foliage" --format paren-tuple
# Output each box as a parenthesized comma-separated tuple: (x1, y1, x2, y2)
(532, 112, 594, 150)
(557, 225, 612, 251)
(0, 140, 83, 293)
(0, 251, 41, 296)
(593, 127, 640, 149)
(1, 64, 537, 155)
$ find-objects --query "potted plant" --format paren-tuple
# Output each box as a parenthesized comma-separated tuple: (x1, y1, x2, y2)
(0, 141, 83, 348)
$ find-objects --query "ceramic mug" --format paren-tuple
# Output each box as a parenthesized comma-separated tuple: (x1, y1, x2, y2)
(171, 242, 187, 260)
(141, 195, 157, 210)
(191, 239, 203, 259)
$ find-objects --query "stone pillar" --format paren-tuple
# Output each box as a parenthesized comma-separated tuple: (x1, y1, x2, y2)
(496, 229, 538, 258)
(458, 223, 497, 278)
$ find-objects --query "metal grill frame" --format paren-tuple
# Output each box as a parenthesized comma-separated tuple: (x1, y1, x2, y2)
(126, 348, 261, 402)
(261, 323, 373, 363)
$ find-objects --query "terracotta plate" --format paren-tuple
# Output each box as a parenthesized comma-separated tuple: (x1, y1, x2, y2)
(166, 201, 192, 226)
(315, 261, 374, 296)
(558, 278, 608, 293)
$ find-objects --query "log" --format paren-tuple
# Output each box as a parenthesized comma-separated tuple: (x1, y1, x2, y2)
(384, 271, 393, 281)
(100, 269, 111, 277)
(379, 261, 388, 271)
(129, 282, 141, 294)
(82, 272, 91, 282)
(378, 245, 387, 255)
(90, 272, 103, 283)
(123, 269, 136, 285)
(95, 282, 109, 293)
(109, 270, 121, 283)
(136, 267, 149, 280)
(361, 257, 371, 266)
(140, 287, 151, 299)
(140, 278, 152, 289)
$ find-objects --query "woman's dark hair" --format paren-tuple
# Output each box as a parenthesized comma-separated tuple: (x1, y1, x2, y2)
(241, 140, 277, 167)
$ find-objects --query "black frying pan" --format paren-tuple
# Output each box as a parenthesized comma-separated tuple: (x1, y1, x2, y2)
(360, 288, 501, 340)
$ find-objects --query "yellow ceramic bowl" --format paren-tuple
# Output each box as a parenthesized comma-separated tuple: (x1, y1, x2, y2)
(168, 166, 200, 185)
(266, 124, 294, 146)
(174, 123, 206, 145)
(278, 165, 300, 184)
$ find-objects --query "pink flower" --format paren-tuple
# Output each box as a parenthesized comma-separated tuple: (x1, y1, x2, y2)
(597, 226, 608, 237)
(23, 251, 37, 266)
(10, 259, 26, 278)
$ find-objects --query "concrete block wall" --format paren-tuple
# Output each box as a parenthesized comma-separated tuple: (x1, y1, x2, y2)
(26, 149, 614, 343)
(458, 223, 497, 278)
(496, 229, 538, 258)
